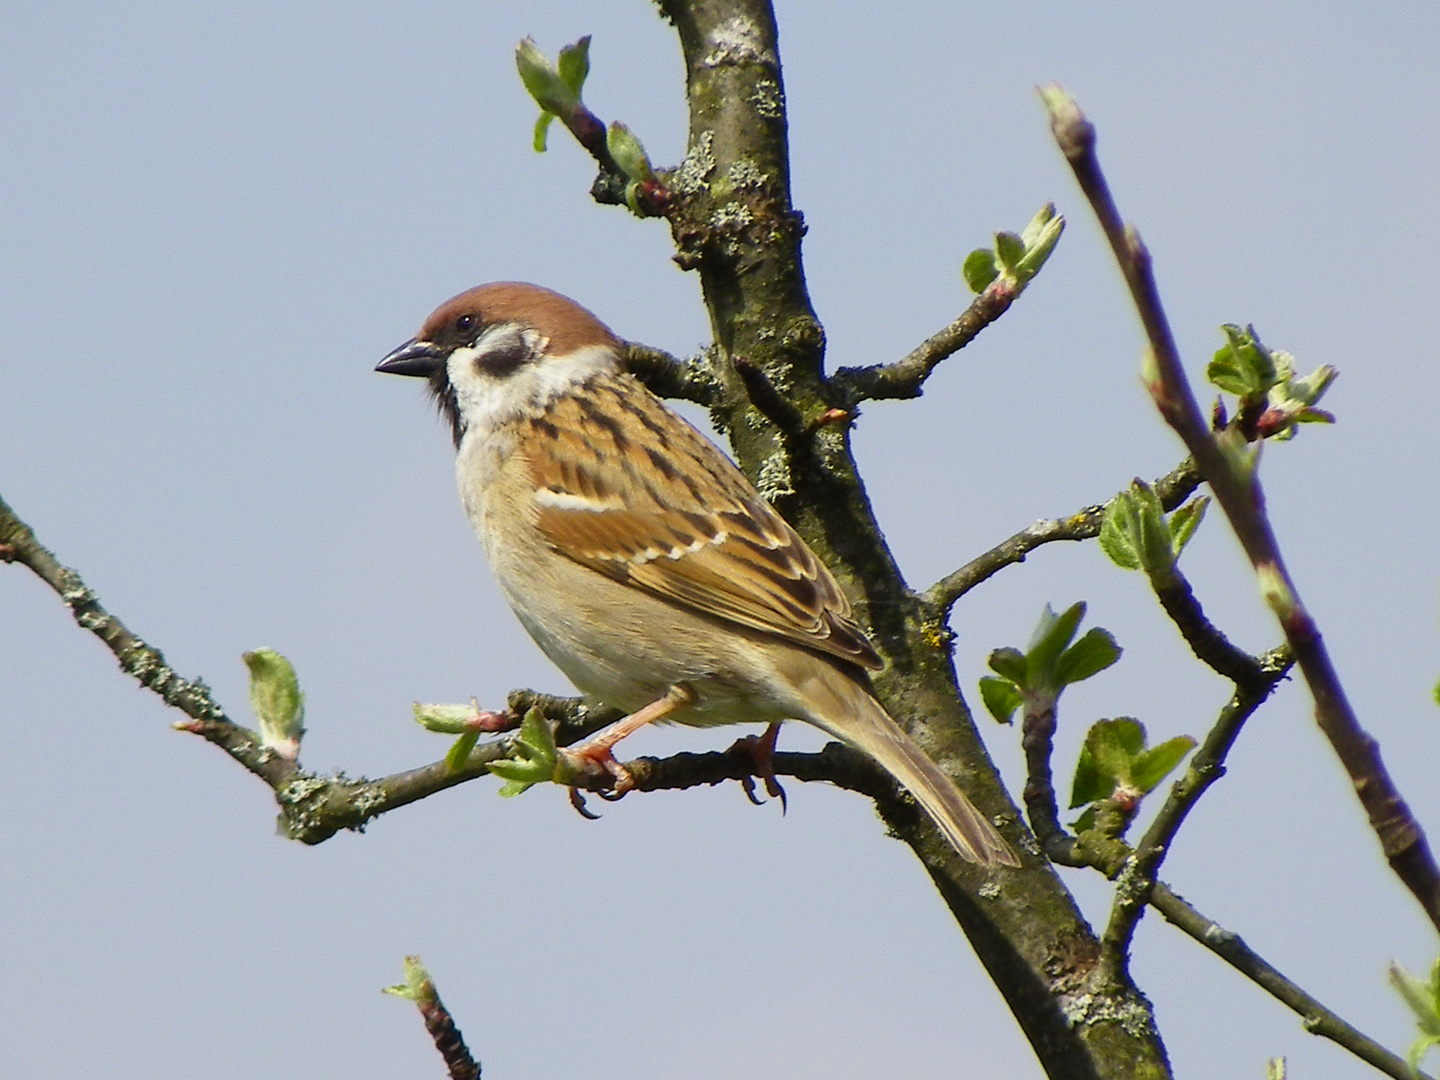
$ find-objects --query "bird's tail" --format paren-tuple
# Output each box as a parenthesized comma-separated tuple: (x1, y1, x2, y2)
(796, 665, 1019, 867)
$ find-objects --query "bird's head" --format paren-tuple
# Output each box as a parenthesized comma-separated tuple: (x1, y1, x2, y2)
(377, 282, 622, 446)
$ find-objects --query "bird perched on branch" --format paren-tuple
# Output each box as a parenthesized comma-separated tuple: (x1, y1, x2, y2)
(377, 282, 1017, 867)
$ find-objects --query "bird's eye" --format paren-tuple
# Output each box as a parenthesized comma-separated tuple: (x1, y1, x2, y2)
(456, 314, 476, 335)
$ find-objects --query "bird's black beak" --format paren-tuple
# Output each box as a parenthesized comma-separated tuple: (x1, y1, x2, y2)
(376, 338, 443, 378)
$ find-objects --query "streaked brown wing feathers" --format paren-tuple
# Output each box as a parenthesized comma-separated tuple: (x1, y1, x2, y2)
(523, 374, 882, 669)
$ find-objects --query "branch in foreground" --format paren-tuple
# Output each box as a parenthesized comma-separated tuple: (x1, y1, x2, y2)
(1045, 83, 1440, 934)
(830, 278, 1017, 405)
(923, 457, 1200, 613)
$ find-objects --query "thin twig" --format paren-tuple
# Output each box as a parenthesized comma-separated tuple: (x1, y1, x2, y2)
(1097, 646, 1294, 984)
(1150, 884, 1429, 1080)
(624, 343, 719, 406)
(1046, 84, 1440, 934)
(546, 94, 670, 217)
(923, 457, 1200, 612)
(1135, 646, 1293, 861)
(392, 959, 481, 1080)
(827, 283, 1012, 405)
(830, 279, 1017, 404)
(1018, 697, 1083, 866)
(0, 492, 296, 785)
(1148, 566, 1263, 685)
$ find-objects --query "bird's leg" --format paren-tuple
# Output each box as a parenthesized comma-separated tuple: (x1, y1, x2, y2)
(729, 721, 787, 813)
(561, 684, 695, 795)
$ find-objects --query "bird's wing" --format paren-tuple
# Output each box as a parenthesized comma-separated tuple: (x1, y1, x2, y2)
(521, 372, 882, 670)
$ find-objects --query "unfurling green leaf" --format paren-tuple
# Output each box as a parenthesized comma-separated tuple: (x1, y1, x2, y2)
(516, 36, 590, 152)
(1132, 735, 1198, 793)
(985, 603, 1120, 706)
(485, 707, 559, 795)
(445, 731, 481, 773)
(987, 646, 1029, 686)
(556, 35, 591, 96)
(607, 121, 653, 182)
(962, 205, 1064, 294)
(243, 649, 304, 758)
(383, 955, 435, 1003)
(1208, 324, 1339, 441)
(1053, 627, 1122, 687)
(979, 676, 1023, 725)
(994, 230, 1026, 274)
(1167, 496, 1209, 556)
(1100, 482, 1210, 578)
(1208, 323, 1277, 400)
(1098, 495, 1142, 570)
(1014, 203, 1065, 280)
(1261, 352, 1340, 441)
(1070, 717, 1195, 810)
(963, 248, 999, 293)
(982, 605, 1121, 740)
(1390, 958, 1440, 1075)
(413, 702, 483, 734)
(1027, 602, 1086, 681)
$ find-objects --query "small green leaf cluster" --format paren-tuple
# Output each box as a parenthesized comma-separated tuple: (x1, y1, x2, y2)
(1208, 323, 1337, 441)
(382, 955, 435, 1004)
(1069, 718, 1196, 833)
(963, 204, 1065, 294)
(1389, 957, 1440, 1075)
(242, 648, 304, 759)
(980, 602, 1121, 725)
(484, 708, 560, 795)
(516, 36, 591, 152)
(1099, 480, 1209, 580)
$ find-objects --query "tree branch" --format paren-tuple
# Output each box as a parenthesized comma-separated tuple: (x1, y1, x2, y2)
(1149, 884, 1429, 1080)
(1046, 84, 1440, 935)
(1096, 646, 1294, 986)
(1147, 564, 1265, 685)
(830, 278, 1017, 405)
(923, 457, 1201, 613)
(623, 342, 719, 406)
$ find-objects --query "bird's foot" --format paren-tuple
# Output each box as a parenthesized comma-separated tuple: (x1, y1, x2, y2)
(559, 740, 637, 795)
(729, 721, 787, 814)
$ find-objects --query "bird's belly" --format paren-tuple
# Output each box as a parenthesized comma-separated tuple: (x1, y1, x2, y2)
(491, 553, 793, 728)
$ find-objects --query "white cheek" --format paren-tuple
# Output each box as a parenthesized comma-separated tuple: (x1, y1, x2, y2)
(448, 340, 619, 443)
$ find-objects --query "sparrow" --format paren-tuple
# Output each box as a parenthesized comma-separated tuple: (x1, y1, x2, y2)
(377, 282, 1017, 867)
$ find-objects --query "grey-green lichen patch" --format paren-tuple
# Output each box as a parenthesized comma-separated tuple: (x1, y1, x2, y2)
(278, 773, 328, 806)
(755, 451, 795, 502)
(703, 15, 777, 68)
(711, 203, 754, 232)
(671, 131, 715, 196)
(814, 424, 851, 472)
(725, 157, 769, 191)
(748, 77, 784, 119)
(977, 881, 1002, 900)
(349, 783, 388, 823)
(1060, 988, 1158, 1038)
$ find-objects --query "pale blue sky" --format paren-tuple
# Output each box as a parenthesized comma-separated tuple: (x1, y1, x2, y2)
(3, 3, 1438, 1077)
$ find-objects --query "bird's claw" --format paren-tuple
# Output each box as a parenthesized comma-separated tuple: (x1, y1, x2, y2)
(729, 722, 787, 814)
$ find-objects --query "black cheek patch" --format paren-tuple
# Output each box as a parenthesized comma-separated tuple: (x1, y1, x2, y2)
(476, 335, 532, 376)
